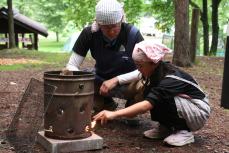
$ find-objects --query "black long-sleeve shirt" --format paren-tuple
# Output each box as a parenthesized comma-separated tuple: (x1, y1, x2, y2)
(144, 62, 206, 107)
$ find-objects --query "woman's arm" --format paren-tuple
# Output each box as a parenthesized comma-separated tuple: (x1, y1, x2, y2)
(117, 69, 142, 84)
(93, 100, 153, 125)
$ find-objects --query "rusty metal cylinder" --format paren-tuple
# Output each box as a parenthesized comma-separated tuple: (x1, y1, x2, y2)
(43, 71, 94, 140)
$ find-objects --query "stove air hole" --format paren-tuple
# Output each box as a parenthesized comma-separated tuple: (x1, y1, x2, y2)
(57, 108, 64, 115)
(67, 128, 74, 134)
(80, 103, 87, 114)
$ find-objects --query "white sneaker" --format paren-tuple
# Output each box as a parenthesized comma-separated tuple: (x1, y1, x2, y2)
(163, 130, 194, 146)
(143, 125, 170, 139)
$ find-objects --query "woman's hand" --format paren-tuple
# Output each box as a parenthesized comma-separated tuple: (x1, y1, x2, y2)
(93, 110, 118, 125)
(93, 100, 153, 125)
(100, 77, 119, 96)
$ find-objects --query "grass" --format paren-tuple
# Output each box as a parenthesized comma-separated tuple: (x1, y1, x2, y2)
(0, 48, 71, 71)
(38, 39, 66, 52)
(0, 36, 72, 71)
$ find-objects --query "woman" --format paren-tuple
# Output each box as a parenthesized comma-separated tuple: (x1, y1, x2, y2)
(93, 40, 210, 147)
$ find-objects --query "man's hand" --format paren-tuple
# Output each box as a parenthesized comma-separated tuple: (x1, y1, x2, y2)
(99, 77, 119, 96)
(93, 110, 117, 125)
(60, 68, 73, 75)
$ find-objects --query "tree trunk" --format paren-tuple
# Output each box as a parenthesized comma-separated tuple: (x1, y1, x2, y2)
(34, 33, 38, 50)
(221, 30, 229, 108)
(172, 0, 191, 67)
(201, 0, 209, 55)
(7, 0, 16, 48)
(190, 8, 200, 63)
(56, 32, 59, 42)
(210, 0, 221, 56)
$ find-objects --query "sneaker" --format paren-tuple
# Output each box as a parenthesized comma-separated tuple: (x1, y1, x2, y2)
(163, 130, 194, 146)
(143, 125, 170, 139)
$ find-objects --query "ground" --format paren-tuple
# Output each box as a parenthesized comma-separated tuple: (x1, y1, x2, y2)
(0, 56, 228, 153)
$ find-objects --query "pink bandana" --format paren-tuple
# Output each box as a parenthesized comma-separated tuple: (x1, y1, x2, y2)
(132, 41, 172, 63)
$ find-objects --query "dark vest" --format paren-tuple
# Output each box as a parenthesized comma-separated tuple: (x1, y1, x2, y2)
(92, 26, 139, 79)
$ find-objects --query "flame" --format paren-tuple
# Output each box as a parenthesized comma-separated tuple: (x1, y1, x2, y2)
(85, 126, 90, 132)
(45, 126, 53, 132)
(85, 121, 97, 132)
(91, 121, 96, 129)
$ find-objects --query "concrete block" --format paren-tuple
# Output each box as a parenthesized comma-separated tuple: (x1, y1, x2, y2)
(37, 131, 103, 153)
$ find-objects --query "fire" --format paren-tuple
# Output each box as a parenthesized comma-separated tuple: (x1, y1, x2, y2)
(45, 126, 53, 132)
(91, 121, 96, 129)
(85, 121, 97, 132)
(85, 126, 90, 132)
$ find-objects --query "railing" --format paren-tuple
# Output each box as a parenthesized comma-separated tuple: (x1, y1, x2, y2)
(0, 38, 32, 43)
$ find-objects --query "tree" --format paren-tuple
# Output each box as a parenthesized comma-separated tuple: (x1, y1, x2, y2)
(64, 0, 96, 29)
(210, 0, 222, 55)
(14, 0, 37, 17)
(201, 0, 209, 55)
(123, 0, 143, 24)
(35, 0, 67, 42)
(172, 0, 191, 67)
(7, 0, 16, 48)
(0, 1, 5, 6)
(64, 0, 144, 29)
(190, 8, 200, 63)
(147, 0, 175, 33)
(189, 1, 208, 55)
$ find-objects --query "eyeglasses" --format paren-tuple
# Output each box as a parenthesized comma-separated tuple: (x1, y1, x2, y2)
(99, 22, 122, 32)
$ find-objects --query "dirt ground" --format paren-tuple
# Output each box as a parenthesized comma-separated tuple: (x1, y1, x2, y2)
(0, 56, 228, 153)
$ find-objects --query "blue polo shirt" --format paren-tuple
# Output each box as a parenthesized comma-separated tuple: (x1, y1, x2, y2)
(72, 23, 144, 79)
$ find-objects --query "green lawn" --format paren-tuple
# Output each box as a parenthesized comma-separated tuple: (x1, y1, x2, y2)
(0, 48, 71, 71)
(38, 38, 66, 53)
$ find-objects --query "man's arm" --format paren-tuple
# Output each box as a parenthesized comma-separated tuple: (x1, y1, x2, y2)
(99, 70, 142, 96)
(66, 52, 85, 71)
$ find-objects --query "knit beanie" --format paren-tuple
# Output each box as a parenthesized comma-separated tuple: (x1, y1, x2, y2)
(96, 0, 123, 25)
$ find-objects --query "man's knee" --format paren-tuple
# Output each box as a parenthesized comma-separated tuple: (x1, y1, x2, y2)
(124, 80, 144, 102)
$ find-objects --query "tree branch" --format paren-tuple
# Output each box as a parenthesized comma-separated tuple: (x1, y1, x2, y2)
(189, 0, 200, 9)
(189, 0, 203, 18)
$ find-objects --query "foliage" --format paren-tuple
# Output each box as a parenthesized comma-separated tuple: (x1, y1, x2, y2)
(63, 0, 144, 29)
(13, 0, 38, 17)
(123, 0, 144, 24)
(0, 0, 5, 7)
(147, 0, 175, 33)
(218, 0, 229, 37)
(2, 0, 229, 57)
(64, 0, 97, 29)
(35, 0, 67, 36)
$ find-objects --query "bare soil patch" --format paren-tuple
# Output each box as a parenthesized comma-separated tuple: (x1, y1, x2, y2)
(0, 58, 44, 65)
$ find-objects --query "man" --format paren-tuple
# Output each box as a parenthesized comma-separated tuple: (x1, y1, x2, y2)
(65, 0, 144, 111)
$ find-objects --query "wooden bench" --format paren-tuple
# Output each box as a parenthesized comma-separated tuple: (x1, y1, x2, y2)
(0, 44, 7, 50)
